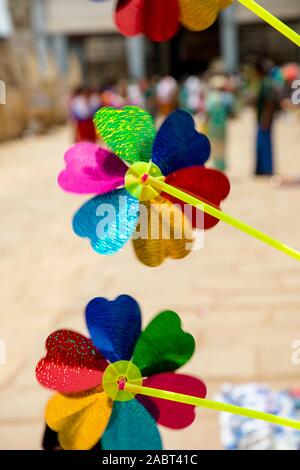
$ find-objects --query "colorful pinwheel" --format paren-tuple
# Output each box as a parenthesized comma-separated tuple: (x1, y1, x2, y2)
(36, 295, 207, 450)
(91, 0, 232, 42)
(91, 0, 300, 46)
(58, 106, 230, 267)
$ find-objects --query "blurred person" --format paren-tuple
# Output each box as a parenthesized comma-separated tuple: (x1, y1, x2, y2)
(127, 80, 145, 107)
(255, 59, 279, 176)
(70, 86, 98, 143)
(180, 75, 204, 115)
(156, 76, 178, 119)
(144, 75, 160, 117)
(205, 75, 234, 171)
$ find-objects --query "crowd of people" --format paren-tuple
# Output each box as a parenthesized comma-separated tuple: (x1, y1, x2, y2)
(69, 61, 300, 176)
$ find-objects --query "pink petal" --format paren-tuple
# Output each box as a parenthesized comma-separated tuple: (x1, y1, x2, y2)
(58, 142, 127, 194)
(36, 330, 108, 393)
(137, 372, 207, 429)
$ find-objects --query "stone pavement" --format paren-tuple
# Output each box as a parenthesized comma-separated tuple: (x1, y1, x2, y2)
(0, 110, 300, 449)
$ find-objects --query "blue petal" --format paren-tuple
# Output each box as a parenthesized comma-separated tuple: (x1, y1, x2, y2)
(73, 188, 139, 255)
(152, 110, 211, 175)
(101, 400, 163, 450)
(86, 295, 142, 363)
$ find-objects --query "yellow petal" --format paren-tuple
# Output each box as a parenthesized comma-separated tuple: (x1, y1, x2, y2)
(132, 197, 193, 267)
(179, 0, 233, 31)
(45, 388, 112, 450)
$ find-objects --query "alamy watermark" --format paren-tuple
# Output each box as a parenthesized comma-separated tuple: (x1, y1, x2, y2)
(0, 340, 6, 365)
(93, 196, 205, 251)
(0, 80, 6, 105)
(291, 339, 300, 365)
(291, 80, 300, 105)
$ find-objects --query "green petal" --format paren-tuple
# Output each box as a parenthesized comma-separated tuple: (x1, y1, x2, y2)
(94, 106, 156, 164)
(132, 311, 195, 377)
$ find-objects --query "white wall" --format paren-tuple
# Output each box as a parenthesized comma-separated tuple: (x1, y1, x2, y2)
(236, 0, 300, 24)
(45, 0, 116, 34)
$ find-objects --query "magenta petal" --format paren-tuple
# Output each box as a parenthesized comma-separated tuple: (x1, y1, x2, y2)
(58, 142, 127, 194)
(137, 373, 207, 429)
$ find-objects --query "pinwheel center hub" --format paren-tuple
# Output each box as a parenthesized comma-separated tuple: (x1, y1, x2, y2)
(125, 161, 164, 201)
(102, 360, 142, 402)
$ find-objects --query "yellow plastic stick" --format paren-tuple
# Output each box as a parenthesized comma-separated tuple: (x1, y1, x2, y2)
(147, 175, 300, 262)
(125, 382, 300, 430)
(238, 0, 300, 47)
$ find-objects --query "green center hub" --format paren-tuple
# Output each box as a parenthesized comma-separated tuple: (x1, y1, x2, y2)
(102, 360, 142, 402)
(125, 161, 164, 201)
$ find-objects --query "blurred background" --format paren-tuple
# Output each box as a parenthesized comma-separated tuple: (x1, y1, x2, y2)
(1, 0, 300, 450)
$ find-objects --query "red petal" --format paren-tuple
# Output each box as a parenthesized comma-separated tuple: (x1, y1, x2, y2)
(36, 330, 108, 393)
(137, 373, 207, 429)
(116, 0, 180, 42)
(164, 166, 230, 229)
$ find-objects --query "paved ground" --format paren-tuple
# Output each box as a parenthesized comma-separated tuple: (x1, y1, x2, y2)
(0, 109, 300, 450)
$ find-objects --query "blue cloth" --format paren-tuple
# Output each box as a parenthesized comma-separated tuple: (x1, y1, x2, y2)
(255, 127, 274, 175)
(86, 295, 141, 363)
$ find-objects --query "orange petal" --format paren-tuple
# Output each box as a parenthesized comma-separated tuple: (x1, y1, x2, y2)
(179, 0, 233, 31)
(45, 388, 112, 450)
(132, 197, 194, 267)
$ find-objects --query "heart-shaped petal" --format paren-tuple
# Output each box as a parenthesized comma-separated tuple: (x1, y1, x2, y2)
(179, 0, 233, 31)
(58, 143, 127, 195)
(36, 330, 108, 393)
(133, 310, 195, 377)
(152, 110, 210, 175)
(101, 400, 162, 450)
(137, 373, 207, 429)
(73, 188, 140, 255)
(132, 197, 194, 267)
(86, 295, 142, 363)
(116, 0, 180, 42)
(46, 389, 112, 450)
(164, 166, 230, 229)
(94, 106, 156, 164)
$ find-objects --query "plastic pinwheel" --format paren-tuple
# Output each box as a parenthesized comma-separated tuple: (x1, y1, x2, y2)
(90, 0, 300, 46)
(36, 295, 207, 450)
(58, 106, 230, 267)
(36, 294, 300, 451)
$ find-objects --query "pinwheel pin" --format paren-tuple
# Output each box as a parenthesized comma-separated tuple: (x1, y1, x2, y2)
(91, 0, 300, 46)
(59, 105, 300, 265)
(36, 295, 300, 450)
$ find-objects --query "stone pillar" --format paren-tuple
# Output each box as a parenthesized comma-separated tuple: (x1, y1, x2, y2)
(0, 0, 12, 38)
(31, 0, 49, 76)
(125, 36, 146, 79)
(220, 4, 239, 74)
(52, 35, 69, 75)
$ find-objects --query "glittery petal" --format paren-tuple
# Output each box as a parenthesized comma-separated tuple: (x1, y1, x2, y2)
(101, 400, 162, 450)
(45, 389, 112, 450)
(132, 197, 193, 267)
(152, 109, 211, 175)
(36, 330, 108, 393)
(179, 0, 233, 31)
(137, 373, 207, 429)
(58, 143, 127, 195)
(94, 106, 156, 164)
(164, 166, 230, 229)
(133, 310, 195, 377)
(73, 189, 140, 255)
(86, 295, 142, 363)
